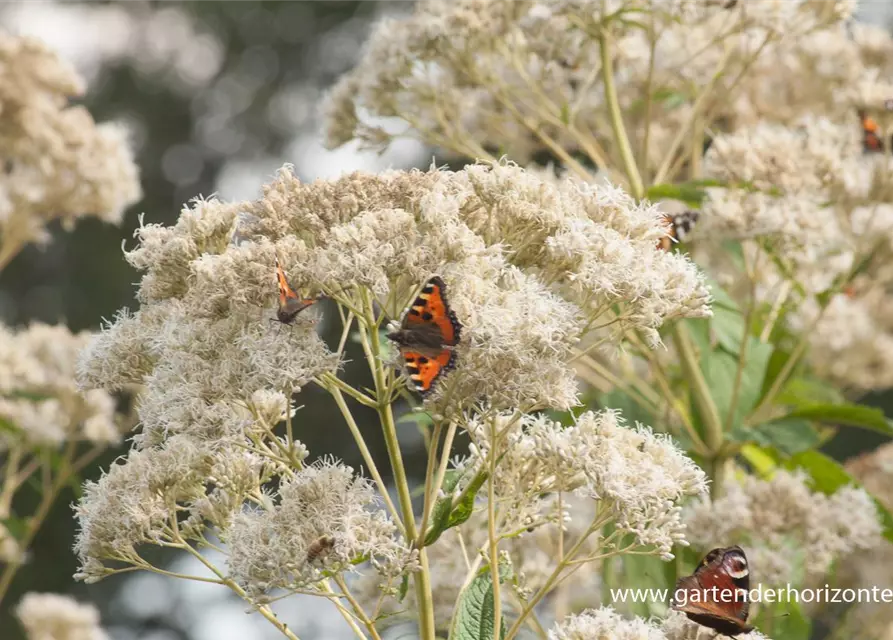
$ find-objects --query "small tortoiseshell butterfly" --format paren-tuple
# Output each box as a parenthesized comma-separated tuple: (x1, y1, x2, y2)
(860, 103, 893, 153)
(657, 210, 700, 251)
(387, 276, 462, 394)
(275, 259, 320, 324)
(672, 546, 753, 637)
(860, 110, 886, 153)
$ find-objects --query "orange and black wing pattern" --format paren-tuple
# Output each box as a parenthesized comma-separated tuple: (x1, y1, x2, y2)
(400, 277, 461, 346)
(275, 259, 318, 324)
(394, 276, 462, 394)
(861, 110, 884, 152)
(401, 349, 456, 395)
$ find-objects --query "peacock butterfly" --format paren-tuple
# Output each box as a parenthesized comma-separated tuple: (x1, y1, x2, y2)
(672, 546, 754, 637)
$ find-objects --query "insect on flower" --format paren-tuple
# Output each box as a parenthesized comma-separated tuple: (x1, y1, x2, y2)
(657, 211, 700, 251)
(859, 103, 893, 153)
(306, 534, 336, 564)
(672, 546, 754, 638)
(274, 259, 322, 325)
(387, 276, 462, 395)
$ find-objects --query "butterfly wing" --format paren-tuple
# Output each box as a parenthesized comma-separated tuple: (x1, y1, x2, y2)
(392, 276, 463, 394)
(400, 276, 461, 346)
(861, 112, 884, 152)
(401, 348, 457, 394)
(672, 547, 752, 636)
(275, 260, 317, 324)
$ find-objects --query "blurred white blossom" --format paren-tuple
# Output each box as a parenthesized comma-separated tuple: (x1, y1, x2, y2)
(684, 470, 883, 585)
(0, 323, 123, 448)
(16, 592, 109, 640)
(0, 32, 141, 250)
(550, 607, 772, 640)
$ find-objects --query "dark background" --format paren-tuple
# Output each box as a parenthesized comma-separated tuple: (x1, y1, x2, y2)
(1, 1, 892, 639)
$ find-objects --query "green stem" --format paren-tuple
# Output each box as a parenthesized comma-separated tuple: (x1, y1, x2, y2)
(360, 291, 436, 640)
(672, 324, 724, 453)
(416, 420, 444, 548)
(332, 575, 383, 640)
(328, 385, 403, 533)
(599, 28, 644, 199)
(725, 304, 755, 430)
(747, 336, 810, 426)
(503, 518, 602, 640)
(710, 456, 728, 500)
(488, 418, 502, 640)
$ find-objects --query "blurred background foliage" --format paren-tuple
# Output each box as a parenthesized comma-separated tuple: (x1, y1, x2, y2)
(1, 1, 892, 639)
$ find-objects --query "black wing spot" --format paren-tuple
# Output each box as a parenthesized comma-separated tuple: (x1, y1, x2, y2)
(421, 312, 433, 321)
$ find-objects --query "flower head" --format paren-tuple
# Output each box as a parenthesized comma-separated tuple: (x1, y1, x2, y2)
(461, 409, 708, 557)
(0, 33, 140, 247)
(0, 323, 124, 448)
(684, 470, 883, 584)
(225, 459, 416, 597)
(16, 593, 108, 640)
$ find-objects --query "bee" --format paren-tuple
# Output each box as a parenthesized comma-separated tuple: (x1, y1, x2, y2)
(306, 535, 336, 564)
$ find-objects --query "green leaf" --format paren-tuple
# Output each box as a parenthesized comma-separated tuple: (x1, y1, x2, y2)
(423, 470, 464, 547)
(758, 600, 810, 640)
(645, 183, 707, 207)
(703, 275, 739, 311)
(732, 419, 820, 456)
(0, 415, 21, 436)
(777, 403, 893, 437)
(710, 306, 746, 354)
(449, 565, 510, 640)
(423, 469, 487, 547)
(447, 471, 487, 529)
(739, 443, 778, 476)
(397, 575, 410, 602)
(0, 515, 27, 541)
(776, 377, 845, 407)
(784, 450, 893, 543)
(701, 339, 772, 430)
(398, 410, 434, 429)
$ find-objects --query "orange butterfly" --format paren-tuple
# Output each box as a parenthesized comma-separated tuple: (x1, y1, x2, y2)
(860, 109, 885, 152)
(657, 211, 700, 251)
(859, 103, 893, 153)
(274, 259, 320, 324)
(387, 276, 462, 394)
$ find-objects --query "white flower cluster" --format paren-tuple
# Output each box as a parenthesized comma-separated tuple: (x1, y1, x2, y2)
(354, 493, 603, 630)
(550, 607, 772, 640)
(832, 444, 893, 640)
(16, 592, 108, 640)
(684, 470, 883, 585)
(0, 32, 141, 248)
(0, 323, 122, 448)
(80, 162, 708, 418)
(226, 459, 417, 597)
(790, 289, 893, 393)
(74, 157, 709, 612)
(324, 0, 855, 167)
(461, 409, 708, 558)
